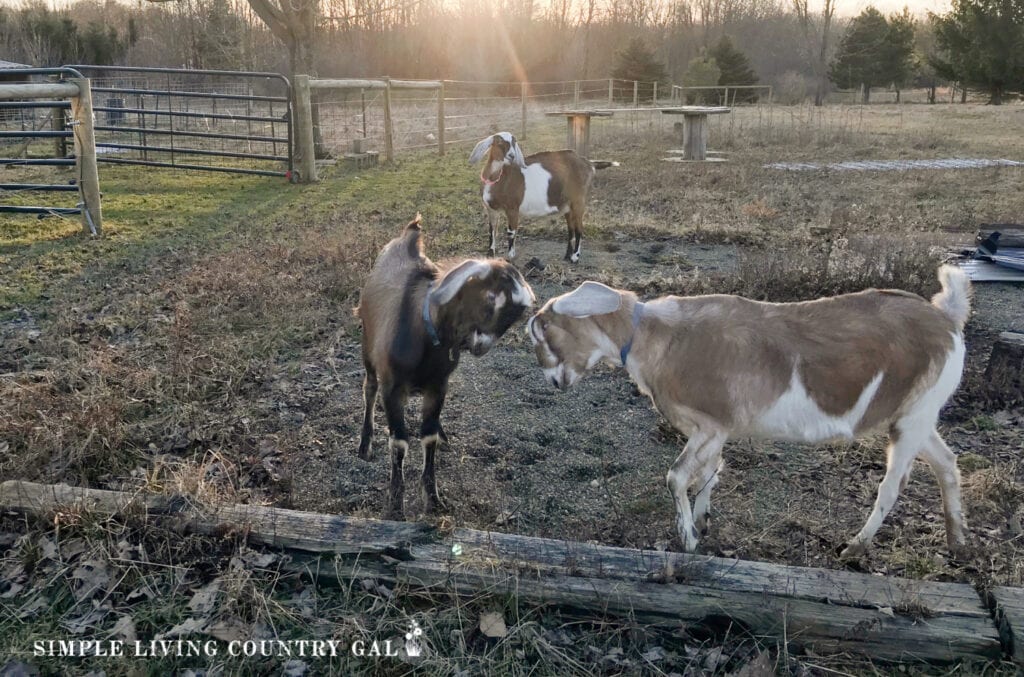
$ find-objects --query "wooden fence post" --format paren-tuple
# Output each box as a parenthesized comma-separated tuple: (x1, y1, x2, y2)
(608, 79, 614, 107)
(632, 81, 638, 107)
(292, 75, 317, 183)
(520, 81, 527, 141)
(437, 81, 445, 156)
(383, 77, 394, 163)
(68, 78, 101, 237)
(573, 80, 580, 108)
(652, 81, 657, 105)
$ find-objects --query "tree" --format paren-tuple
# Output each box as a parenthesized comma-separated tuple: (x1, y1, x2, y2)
(793, 0, 837, 106)
(681, 52, 721, 103)
(611, 37, 669, 102)
(932, 0, 1024, 104)
(830, 7, 891, 102)
(709, 35, 759, 102)
(885, 9, 918, 101)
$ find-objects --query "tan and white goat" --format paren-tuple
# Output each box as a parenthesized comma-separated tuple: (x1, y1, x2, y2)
(469, 132, 617, 263)
(527, 267, 972, 557)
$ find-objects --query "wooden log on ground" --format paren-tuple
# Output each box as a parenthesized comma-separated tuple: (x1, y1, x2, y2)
(0, 480, 1009, 665)
(990, 586, 1024, 664)
(985, 332, 1024, 402)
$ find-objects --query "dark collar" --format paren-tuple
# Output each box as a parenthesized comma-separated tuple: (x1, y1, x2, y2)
(619, 300, 646, 366)
(423, 283, 441, 347)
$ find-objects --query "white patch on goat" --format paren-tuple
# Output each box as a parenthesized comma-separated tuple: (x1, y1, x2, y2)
(570, 242, 582, 263)
(511, 280, 533, 307)
(896, 333, 965, 431)
(519, 164, 561, 218)
(492, 291, 506, 311)
(752, 367, 884, 442)
(470, 330, 496, 353)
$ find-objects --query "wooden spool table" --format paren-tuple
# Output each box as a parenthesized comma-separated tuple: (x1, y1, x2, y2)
(544, 110, 613, 158)
(661, 106, 731, 161)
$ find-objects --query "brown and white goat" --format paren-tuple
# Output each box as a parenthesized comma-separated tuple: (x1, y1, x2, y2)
(356, 215, 534, 519)
(527, 267, 972, 557)
(469, 132, 617, 263)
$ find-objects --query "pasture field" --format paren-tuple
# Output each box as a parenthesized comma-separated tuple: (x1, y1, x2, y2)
(1, 103, 1023, 675)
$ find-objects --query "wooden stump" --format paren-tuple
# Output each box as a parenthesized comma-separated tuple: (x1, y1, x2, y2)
(985, 332, 1024, 402)
(682, 114, 709, 161)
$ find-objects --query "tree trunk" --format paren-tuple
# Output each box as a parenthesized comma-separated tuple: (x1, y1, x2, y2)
(895, 88, 901, 103)
(862, 85, 870, 104)
(989, 85, 1003, 105)
(961, 86, 967, 103)
(928, 85, 936, 104)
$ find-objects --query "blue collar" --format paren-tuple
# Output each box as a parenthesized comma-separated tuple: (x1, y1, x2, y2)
(423, 283, 441, 347)
(619, 301, 645, 366)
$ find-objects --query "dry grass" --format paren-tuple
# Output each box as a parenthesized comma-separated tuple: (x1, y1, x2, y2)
(2, 102, 1024, 673)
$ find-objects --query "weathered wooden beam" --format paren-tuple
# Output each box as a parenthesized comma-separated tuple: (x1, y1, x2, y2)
(990, 586, 1024, 664)
(0, 480, 1010, 665)
(0, 82, 79, 101)
(977, 228, 1024, 249)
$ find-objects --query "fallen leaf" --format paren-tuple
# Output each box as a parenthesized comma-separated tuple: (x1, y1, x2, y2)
(188, 579, 222, 614)
(878, 606, 895, 617)
(62, 603, 110, 635)
(156, 617, 207, 640)
(110, 615, 137, 642)
(71, 559, 110, 600)
(282, 660, 308, 677)
(0, 660, 40, 677)
(207, 616, 249, 643)
(729, 650, 774, 677)
(479, 611, 506, 638)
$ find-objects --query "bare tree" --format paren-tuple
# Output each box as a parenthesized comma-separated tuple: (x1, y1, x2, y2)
(793, 0, 835, 105)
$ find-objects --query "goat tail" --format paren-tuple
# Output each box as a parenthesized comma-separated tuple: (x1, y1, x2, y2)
(590, 160, 620, 170)
(931, 264, 971, 331)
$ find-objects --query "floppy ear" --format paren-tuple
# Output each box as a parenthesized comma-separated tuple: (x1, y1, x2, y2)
(551, 281, 623, 318)
(431, 260, 494, 305)
(506, 133, 527, 167)
(469, 136, 493, 164)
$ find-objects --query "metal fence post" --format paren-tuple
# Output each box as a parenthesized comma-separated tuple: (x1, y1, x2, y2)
(521, 81, 527, 141)
(68, 77, 102, 236)
(383, 77, 394, 163)
(293, 75, 318, 183)
(437, 81, 445, 156)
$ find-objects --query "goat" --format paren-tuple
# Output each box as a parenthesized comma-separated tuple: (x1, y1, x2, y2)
(469, 132, 617, 263)
(527, 266, 972, 557)
(356, 214, 535, 519)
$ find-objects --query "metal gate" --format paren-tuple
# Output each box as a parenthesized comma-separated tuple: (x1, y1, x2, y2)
(67, 66, 294, 179)
(0, 67, 90, 223)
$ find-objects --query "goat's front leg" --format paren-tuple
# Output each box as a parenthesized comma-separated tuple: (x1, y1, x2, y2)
(506, 210, 520, 259)
(920, 429, 968, 552)
(356, 365, 378, 460)
(841, 429, 921, 558)
(382, 383, 410, 520)
(666, 430, 726, 552)
(486, 208, 499, 257)
(420, 385, 448, 514)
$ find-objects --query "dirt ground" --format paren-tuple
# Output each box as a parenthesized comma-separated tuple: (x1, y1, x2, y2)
(283, 231, 1024, 586)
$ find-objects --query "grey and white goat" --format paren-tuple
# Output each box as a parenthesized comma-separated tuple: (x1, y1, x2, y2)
(527, 267, 972, 557)
(469, 132, 617, 263)
(356, 215, 534, 518)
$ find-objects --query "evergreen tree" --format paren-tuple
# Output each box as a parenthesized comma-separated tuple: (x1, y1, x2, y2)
(611, 37, 669, 102)
(830, 7, 891, 102)
(932, 0, 1024, 104)
(885, 9, 918, 101)
(681, 53, 722, 104)
(709, 35, 759, 102)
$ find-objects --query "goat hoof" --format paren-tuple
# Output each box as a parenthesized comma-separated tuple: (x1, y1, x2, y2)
(384, 506, 405, 521)
(839, 542, 867, 560)
(695, 514, 710, 536)
(423, 492, 447, 514)
(356, 447, 371, 461)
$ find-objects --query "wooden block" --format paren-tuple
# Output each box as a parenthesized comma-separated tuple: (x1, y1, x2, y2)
(985, 332, 1024, 402)
(990, 586, 1024, 665)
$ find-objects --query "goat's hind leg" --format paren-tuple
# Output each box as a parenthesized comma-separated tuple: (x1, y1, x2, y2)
(562, 213, 574, 261)
(506, 211, 520, 260)
(382, 383, 410, 520)
(920, 429, 967, 552)
(569, 206, 584, 263)
(667, 430, 726, 552)
(420, 385, 448, 514)
(692, 456, 724, 536)
(486, 208, 499, 257)
(842, 428, 921, 558)
(356, 365, 378, 460)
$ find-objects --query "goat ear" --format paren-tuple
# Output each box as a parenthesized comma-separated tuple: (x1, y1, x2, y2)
(431, 260, 493, 305)
(508, 135, 527, 167)
(469, 137, 493, 164)
(551, 281, 623, 318)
